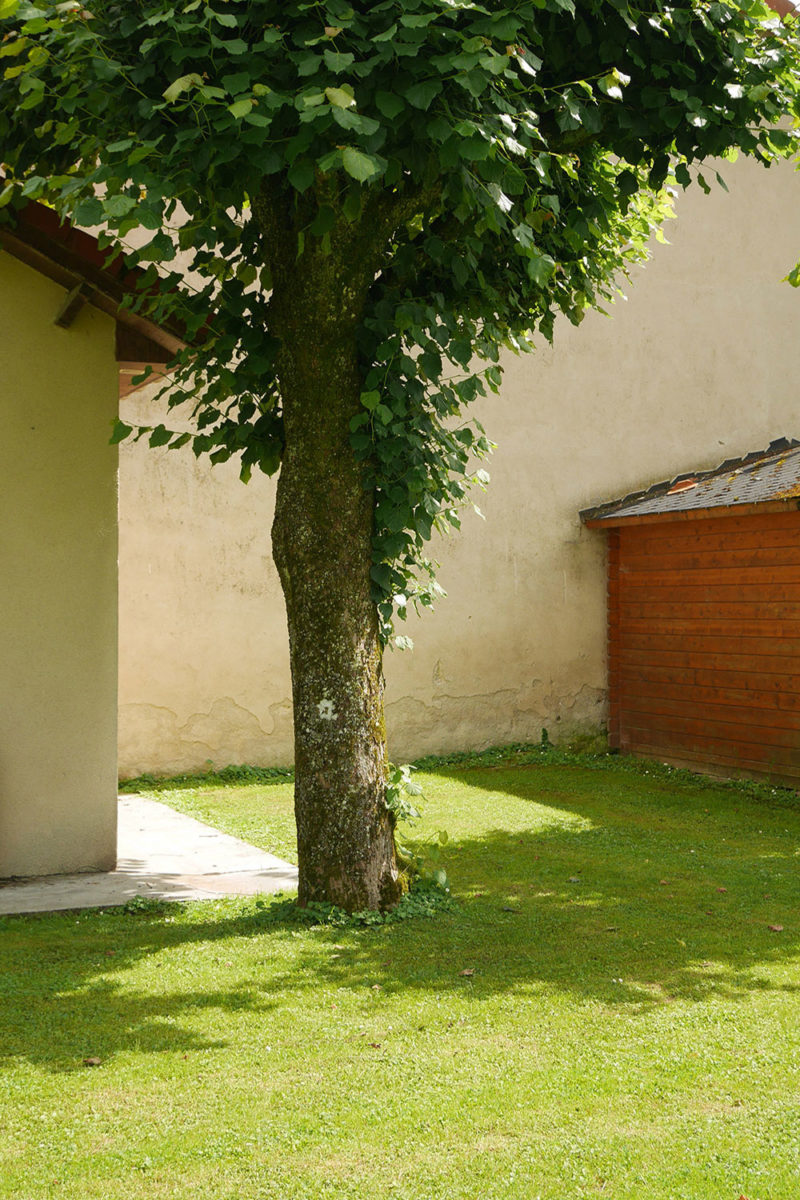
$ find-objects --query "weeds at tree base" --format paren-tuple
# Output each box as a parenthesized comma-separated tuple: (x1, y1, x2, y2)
(254, 880, 456, 929)
(118, 896, 174, 917)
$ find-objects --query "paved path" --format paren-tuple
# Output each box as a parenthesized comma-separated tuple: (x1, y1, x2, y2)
(0, 796, 298, 916)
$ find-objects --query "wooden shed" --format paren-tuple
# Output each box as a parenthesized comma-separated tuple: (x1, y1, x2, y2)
(581, 439, 800, 787)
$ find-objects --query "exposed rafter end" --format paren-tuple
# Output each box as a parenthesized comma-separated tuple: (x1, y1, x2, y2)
(54, 282, 91, 329)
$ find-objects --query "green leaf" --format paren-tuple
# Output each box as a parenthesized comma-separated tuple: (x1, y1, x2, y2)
(342, 146, 381, 182)
(163, 73, 203, 103)
(221, 71, 251, 94)
(228, 97, 254, 118)
(405, 80, 441, 110)
(73, 197, 104, 226)
(375, 91, 404, 120)
(527, 251, 556, 287)
(236, 262, 258, 285)
(206, 8, 238, 27)
(617, 169, 639, 198)
(325, 86, 355, 109)
(288, 158, 315, 192)
(148, 425, 173, 448)
(674, 162, 691, 188)
(342, 188, 362, 222)
(104, 194, 137, 219)
(137, 231, 176, 262)
(598, 72, 623, 101)
(323, 49, 355, 73)
(0, 0, 19, 16)
(109, 420, 133, 445)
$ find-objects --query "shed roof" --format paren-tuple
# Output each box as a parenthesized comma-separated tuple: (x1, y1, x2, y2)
(581, 438, 800, 526)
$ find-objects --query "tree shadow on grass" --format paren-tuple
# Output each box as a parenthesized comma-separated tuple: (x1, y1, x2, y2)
(0, 909, 284, 1072)
(264, 762, 800, 1009)
(1, 761, 799, 1072)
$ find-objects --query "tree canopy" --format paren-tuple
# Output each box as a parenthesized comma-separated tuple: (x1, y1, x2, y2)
(3, 0, 798, 636)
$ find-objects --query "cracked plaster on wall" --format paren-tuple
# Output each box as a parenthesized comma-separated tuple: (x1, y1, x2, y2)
(119, 697, 294, 778)
(119, 683, 605, 777)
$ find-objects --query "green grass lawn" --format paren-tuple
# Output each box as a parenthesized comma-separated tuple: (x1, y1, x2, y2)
(3, 754, 800, 1199)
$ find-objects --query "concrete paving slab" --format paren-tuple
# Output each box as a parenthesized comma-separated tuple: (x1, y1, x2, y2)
(0, 795, 298, 915)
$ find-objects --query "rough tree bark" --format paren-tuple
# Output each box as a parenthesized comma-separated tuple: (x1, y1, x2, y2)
(254, 188, 404, 912)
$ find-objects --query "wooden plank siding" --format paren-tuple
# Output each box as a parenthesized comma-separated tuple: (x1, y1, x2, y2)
(610, 510, 800, 786)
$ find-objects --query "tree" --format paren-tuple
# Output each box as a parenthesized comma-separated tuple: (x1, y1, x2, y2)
(1, 0, 798, 910)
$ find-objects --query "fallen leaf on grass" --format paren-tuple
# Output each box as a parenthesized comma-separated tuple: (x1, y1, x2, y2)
(83, 1057, 102, 1068)
(659, 880, 669, 886)
(768, 924, 784, 933)
(459, 968, 475, 977)
(367, 1043, 381, 1049)
(716, 887, 728, 893)
(371, 983, 382, 991)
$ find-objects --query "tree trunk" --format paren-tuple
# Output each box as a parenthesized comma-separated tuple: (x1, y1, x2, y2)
(266, 230, 403, 913)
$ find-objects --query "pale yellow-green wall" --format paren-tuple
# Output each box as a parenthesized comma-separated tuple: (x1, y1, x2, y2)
(0, 253, 119, 876)
(118, 155, 800, 776)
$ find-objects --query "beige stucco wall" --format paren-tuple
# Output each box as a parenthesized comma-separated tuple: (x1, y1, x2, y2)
(118, 155, 800, 776)
(0, 253, 119, 876)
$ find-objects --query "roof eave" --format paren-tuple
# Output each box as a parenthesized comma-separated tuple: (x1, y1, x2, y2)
(0, 200, 185, 359)
(582, 498, 800, 529)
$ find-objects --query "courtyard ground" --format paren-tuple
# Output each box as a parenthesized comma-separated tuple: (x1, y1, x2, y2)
(2, 749, 798, 1199)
